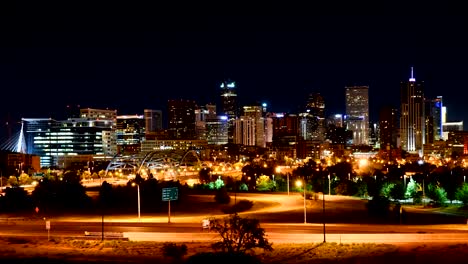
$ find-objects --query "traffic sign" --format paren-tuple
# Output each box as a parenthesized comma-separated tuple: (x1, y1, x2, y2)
(162, 187, 178, 201)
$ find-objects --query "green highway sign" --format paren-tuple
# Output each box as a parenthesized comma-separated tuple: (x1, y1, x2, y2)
(162, 187, 178, 201)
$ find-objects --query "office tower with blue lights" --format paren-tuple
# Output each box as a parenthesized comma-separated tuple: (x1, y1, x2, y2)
(400, 67, 425, 154)
(220, 80, 238, 143)
(345, 85, 369, 146)
(425, 96, 443, 144)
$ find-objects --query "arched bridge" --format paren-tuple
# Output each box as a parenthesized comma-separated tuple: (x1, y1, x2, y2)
(105, 150, 203, 181)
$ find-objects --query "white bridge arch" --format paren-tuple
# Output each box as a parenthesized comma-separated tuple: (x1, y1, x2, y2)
(105, 150, 203, 181)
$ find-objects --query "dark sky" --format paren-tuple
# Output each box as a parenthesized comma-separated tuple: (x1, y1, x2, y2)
(2, 3, 468, 139)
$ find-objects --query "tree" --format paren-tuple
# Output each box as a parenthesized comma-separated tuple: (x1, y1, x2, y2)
(199, 167, 212, 184)
(7, 176, 18, 187)
(406, 178, 422, 203)
(455, 183, 468, 205)
(214, 176, 225, 189)
(427, 183, 447, 206)
(256, 175, 275, 191)
(210, 213, 273, 254)
(18, 173, 31, 185)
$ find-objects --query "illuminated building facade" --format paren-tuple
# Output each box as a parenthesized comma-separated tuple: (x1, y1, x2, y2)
(205, 116, 229, 145)
(345, 85, 369, 146)
(23, 117, 115, 168)
(116, 115, 145, 155)
(241, 104, 265, 147)
(400, 68, 425, 153)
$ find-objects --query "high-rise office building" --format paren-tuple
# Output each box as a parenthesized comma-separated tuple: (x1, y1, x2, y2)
(302, 92, 325, 142)
(237, 104, 265, 147)
(220, 80, 238, 143)
(167, 99, 196, 140)
(345, 85, 369, 145)
(205, 115, 229, 145)
(23, 116, 116, 168)
(379, 106, 399, 151)
(424, 96, 443, 144)
(144, 109, 163, 133)
(400, 67, 425, 153)
(116, 115, 145, 154)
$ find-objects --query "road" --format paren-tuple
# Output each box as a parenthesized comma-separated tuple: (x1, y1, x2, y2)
(1, 193, 468, 244)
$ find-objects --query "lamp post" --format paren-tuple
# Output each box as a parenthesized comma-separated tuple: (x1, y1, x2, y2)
(132, 182, 141, 222)
(296, 178, 306, 224)
(403, 174, 406, 190)
(328, 174, 331, 196)
(322, 170, 326, 243)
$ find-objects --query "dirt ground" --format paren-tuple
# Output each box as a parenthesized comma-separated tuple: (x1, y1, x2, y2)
(1, 237, 468, 264)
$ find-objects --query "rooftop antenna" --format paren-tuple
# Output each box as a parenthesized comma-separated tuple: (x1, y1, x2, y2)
(409, 66, 416, 82)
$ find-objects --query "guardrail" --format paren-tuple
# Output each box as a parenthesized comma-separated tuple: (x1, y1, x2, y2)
(0, 217, 28, 223)
(84, 231, 127, 240)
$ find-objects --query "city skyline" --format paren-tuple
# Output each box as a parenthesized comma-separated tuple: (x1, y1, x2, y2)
(4, 5, 468, 139)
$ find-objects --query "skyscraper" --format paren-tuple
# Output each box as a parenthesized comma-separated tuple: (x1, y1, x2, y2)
(379, 106, 398, 151)
(301, 92, 325, 142)
(240, 104, 265, 147)
(424, 96, 443, 144)
(400, 67, 425, 153)
(167, 99, 196, 140)
(220, 80, 238, 143)
(144, 109, 163, 134)
(345, 85, 369, 145)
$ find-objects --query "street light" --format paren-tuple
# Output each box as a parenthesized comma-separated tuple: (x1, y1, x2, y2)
(132, 182, 141, 222)
(295, 178, 306, 224)
(322, 169, 326, 243)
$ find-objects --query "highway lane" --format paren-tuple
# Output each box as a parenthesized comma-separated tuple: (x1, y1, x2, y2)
(2, 220, 468, 238)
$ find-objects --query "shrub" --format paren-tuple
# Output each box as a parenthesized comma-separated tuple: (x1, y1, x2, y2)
(214, 187, 231, 204)
(162, 242, 188, 260)
(366, 195, 390, 217)
(239, 183, 248, 191)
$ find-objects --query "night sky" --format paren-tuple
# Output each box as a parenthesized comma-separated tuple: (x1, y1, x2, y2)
(2, 3, 468, 139)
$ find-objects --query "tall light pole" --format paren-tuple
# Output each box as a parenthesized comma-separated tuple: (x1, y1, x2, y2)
(328, 174, 331, 196)
(322, 169, 326, 243)
(132, 182, 141, 222)
(296, 178, 306, 224)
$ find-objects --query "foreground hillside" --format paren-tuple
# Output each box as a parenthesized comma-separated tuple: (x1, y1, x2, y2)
(1, 237, 468, 264)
